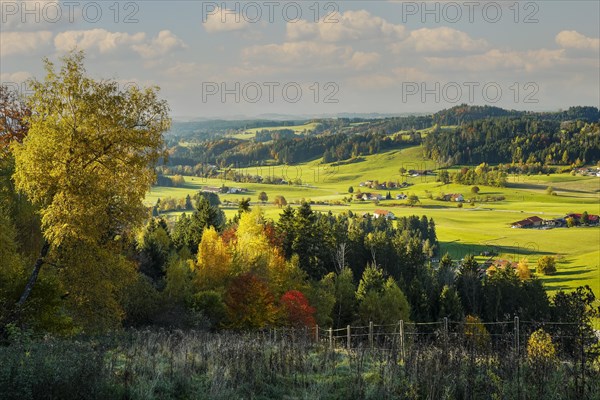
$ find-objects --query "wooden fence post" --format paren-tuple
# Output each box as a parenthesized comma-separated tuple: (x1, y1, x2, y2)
(329, 328, 333, 349)
(399, 320, 405, 363)
(514, 316, 519, 355)
(369, 321, 374, 349)
(347, 325, 351, 350)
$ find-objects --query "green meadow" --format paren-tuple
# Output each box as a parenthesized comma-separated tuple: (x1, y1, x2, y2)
(230, 122, 321, 139)
(147, 146, 600, 299)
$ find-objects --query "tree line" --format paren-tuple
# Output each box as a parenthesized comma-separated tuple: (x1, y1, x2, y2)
(424, 116, 599, 166)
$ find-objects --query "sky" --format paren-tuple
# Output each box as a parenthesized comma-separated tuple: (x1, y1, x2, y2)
(1, 0, 599, 118)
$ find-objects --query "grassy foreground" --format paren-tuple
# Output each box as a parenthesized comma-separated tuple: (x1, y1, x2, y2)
(2, 328, 599, 400)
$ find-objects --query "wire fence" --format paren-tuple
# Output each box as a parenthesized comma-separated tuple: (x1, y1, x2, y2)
(268, 318, 593, 351)
(262, 317, 599, 398)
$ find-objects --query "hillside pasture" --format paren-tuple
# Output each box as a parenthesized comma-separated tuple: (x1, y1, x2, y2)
(147, 147, 600, 299)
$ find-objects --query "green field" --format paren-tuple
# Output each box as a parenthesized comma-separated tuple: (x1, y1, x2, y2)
(231, 122, 320, 139)
(147, 146, 600, 299)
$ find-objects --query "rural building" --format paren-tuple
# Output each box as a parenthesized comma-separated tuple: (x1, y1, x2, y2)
(442, 193, 464, 202)
(566, 213, 600, 225)
(202, 186, 222, 194)
(511, 216, 543, 228)
(355, 193, 383, 201)
(396, 193, 407, 200)
(373, 209, 396, 220)
(408, 169, 433, 176)
(543, 218, 565, 227)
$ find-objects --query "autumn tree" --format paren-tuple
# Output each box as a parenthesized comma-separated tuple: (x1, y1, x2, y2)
(527, 328, 558, 398)
(0, 84, 30, 153)
(273, 195, 288, 208)
(195, 226, 231, 290)
(280, 290, 316, 328)
(516, 258, 531, 280)
(10, 52, 170, 324)
(536, 256, 557, 275)
(464, 315, 490, 352)
(225, 273, 277, 329)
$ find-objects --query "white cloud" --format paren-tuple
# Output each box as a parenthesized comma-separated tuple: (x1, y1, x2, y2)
(347, 52, 380, 70)
(556, 30, 600, 51)
(132, 30, 187, 59)
(287, 10, 405, 42)
(0, 31, 53, 56)
(203, 6, 249, 33)
(425, 48, 567, 73)
(54, 29, 145, 54)
(0, 71, 32, 83)
(352, 67, 432, 90)
(242, 41, 378, 72)
(396, 27, 488, 53)
(53, 29, 186, 59)
(243, 41, 353, 68)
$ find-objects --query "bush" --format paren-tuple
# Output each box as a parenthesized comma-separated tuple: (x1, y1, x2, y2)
(536, 256, 557, 275)
(191, 290, 227, 329)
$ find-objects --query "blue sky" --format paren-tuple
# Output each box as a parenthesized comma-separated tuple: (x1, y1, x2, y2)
(1, 1, 599, 118)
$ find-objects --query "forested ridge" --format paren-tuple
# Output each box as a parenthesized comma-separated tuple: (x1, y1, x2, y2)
(165, 104, 599, 170)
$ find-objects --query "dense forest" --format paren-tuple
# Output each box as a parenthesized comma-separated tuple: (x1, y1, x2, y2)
(163, 105, 599, 171)
(423, 117, 600, 165)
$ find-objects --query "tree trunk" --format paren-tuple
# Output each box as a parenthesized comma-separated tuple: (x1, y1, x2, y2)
(16, 241, 50, 307)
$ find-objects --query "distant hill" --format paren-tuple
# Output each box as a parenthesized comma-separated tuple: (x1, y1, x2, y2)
(165, 105, 599, 168)
(432, 104, 599, 126)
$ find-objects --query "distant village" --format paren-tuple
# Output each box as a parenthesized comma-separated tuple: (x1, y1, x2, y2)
(511, 213, 599, 229)
(573, 167, 600, 177)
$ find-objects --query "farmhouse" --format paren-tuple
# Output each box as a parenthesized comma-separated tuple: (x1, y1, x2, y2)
(373, 209, 396, 220)
(486, 259, 518, 276)
(511, 216, 543, 228)
(355, 193, 384, 201)
(408, 169, 433, 176)
(396, 193, 407, 200)
(566, 213, 600, 225)
(202, 186, 222, 194)
(543, 218, 565, 228)
(442, 193, 464, 202)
